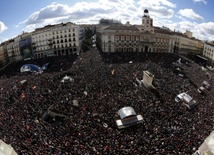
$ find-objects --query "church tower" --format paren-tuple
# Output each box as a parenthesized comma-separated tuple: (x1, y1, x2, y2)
(141, 9, 154, 33)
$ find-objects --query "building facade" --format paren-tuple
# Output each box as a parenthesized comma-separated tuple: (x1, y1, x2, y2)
(51, 22, 84, 56)
(32, 25, 53, 59)
(154, 27, 174, 53)
(0, 44, 6, 66)
(173, 31, 203, 54)
(97, 9, 204, 55)
(97, 9, 176, 53)
(1, 22, 85, 63)
(32, 22, 85, 59)
(6, 39, 15, 62)
(13, 36, 22, 61)
(203, 42, 214, 62)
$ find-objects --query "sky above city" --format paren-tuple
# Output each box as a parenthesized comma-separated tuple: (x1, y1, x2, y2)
(0, 0, 214, 43)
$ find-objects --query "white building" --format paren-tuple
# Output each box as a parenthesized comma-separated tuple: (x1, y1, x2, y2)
(32, 22, 85, 59)
(13, 36, 22, 61)
(51, 22, 84, 56)
(32, 25, 53, 59)
(203, 42, 214, 62)
(173, 31, 203, 54)
(97, 9, 178, 54)
(6, 40, 15, 62)
(194, 131, 214, 155)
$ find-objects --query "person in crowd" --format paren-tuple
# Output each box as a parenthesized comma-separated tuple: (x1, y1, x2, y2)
(0, 49, 213, 154)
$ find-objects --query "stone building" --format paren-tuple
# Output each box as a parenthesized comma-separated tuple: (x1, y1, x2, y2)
(203, 42, 214, 63)
(96, 9, 175, 53)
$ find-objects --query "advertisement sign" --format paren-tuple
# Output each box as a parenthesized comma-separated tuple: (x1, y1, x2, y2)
(19, 37, 33, 60)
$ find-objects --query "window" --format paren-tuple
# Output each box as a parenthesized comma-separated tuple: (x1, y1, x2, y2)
(116, 36, 119, 41)
(108, 35, 111, 41)
(121, 36, 124, 41)
(126, 36, 130, 41)
(136, 37, 139, 41)
(131, 36, 134, 41)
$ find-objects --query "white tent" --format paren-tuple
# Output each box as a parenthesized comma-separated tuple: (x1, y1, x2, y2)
(141, 71, 154, 88)
(198, 131, 214, 155)
(0, 140, 18, 155)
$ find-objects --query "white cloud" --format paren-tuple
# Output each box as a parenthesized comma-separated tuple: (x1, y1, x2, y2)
(21, 0, 175, 29)
(0, 21, 8, 33)
(136, 0, 175, 19)
(193, 0, 207, 5)
(15, 0, 214, 41)
(196, 22, 214, 40)
(178, 9, 203, 21)
(138, 0, 176, 8)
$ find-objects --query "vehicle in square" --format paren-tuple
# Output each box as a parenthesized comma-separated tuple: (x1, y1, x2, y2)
(116, 106, 143, 129)
(175, 92, 198, 109)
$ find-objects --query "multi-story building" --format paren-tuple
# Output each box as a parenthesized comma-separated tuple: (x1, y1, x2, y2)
(32, 25, 53, 59)
(173, 31, 203, 54)
(0, 44, 6, 66)
(19, 32, 33, 60)
(97, 9, 154, 53)
(203, 42, 214, 62)
(97, 9, 177, 53)
(6, 39, 15, 62)
(154, 27, 174, 53)
(13, 35, 22, 61)
(32, 22, 85, 59)
(52, 22, 84, 56)
(97, 9, 204, 55)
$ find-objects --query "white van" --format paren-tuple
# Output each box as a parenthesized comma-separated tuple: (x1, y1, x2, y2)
(116, 107, 143, 129)
(175, 93, 197, 109)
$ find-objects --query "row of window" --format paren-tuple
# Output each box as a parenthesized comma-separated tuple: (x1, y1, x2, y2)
(53, 38, 76, 44)
(33, 38, 76, 46)
(53, 43, 76, 49)
(34, 43, 77, 51)
(33, 34, 76, 41)
(113, 36, 169, 43)
(204, 46, 214, 51)
(52, 29, 75, 34)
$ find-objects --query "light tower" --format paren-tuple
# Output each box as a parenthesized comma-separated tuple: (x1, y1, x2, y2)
(141, 9, 154, 33)
(143, 9, 149, 17)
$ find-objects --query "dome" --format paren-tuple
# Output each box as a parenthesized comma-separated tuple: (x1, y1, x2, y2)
(144, 9, 149, 13)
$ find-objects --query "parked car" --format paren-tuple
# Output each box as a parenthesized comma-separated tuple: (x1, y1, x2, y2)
(175, 92, 198, 109)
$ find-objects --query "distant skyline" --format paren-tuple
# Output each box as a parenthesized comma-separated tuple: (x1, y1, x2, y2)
(0, 0, 214, 43)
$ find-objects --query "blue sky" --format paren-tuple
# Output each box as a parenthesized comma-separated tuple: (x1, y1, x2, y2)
(0, 0, 214, 43)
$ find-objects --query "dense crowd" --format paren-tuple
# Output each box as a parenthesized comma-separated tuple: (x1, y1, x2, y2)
(0, 48, 213, 155)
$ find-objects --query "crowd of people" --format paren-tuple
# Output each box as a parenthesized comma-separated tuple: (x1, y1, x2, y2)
(0, 48, 213, 155)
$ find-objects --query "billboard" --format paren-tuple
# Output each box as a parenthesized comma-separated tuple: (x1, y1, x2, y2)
(19, 37, 33, 60)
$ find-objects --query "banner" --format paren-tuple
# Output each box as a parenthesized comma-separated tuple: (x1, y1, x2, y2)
(19, 37, 33, 60)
